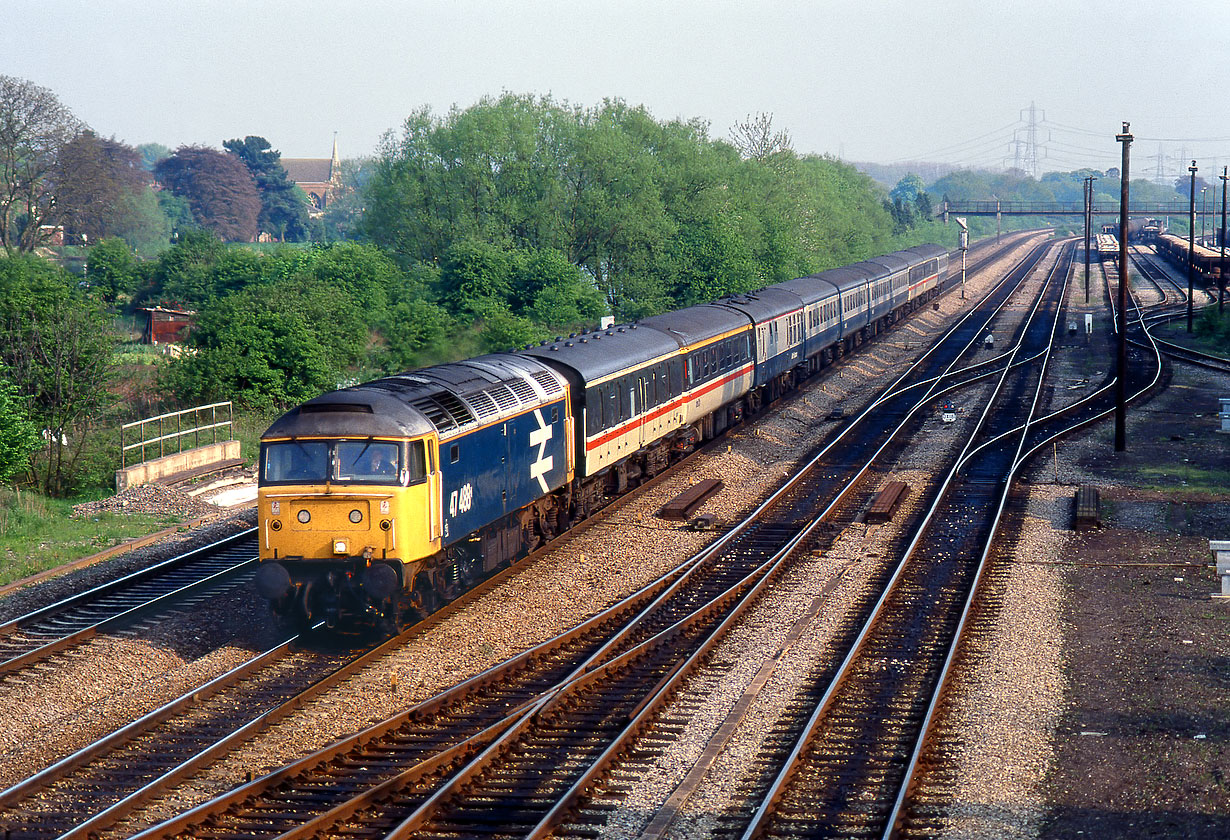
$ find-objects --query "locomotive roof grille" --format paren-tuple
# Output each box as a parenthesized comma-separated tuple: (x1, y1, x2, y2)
(466, 390, 501, 421)
(409, 398, 455, 431)
(489, 386, 519, 412)
(411, 392, 475, 433)
(508, 378, 536, 404)
(531, 370, 564, 395)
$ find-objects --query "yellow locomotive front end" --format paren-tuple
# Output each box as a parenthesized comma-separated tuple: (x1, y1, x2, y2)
(256, 431, 441, 628)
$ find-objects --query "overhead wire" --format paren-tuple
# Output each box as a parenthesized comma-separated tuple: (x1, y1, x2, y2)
(886, 111, 1230, 175)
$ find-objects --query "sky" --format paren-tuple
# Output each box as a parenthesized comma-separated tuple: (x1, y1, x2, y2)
(9, 0, 1230, 180)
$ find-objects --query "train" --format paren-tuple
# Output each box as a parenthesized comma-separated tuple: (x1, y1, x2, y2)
(253, 244, 949, 628)
(1155, 232, 1226, 282)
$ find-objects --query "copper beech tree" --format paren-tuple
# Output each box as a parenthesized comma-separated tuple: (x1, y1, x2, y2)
(154, 145, 261, 242)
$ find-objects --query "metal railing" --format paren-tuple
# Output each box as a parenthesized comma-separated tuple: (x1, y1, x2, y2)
(120, 402, 234, 468)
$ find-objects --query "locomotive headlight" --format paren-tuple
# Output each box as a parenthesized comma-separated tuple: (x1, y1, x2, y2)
(297, 509, 311, 524)
(270, 519, 282, 531)
(333, 539, 349, 555)
(379, 519, 392, 531)
(349, 509, 363, 524)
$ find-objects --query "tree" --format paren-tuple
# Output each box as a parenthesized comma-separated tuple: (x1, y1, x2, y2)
(85, 237, 138, 304)
(136, 142, 170, 171)
(379, 297, 454, 371)
(223, 135, 310, 241)
(154, 145, 261, 242)
(439, 238, 514, 316)
(108, 186, 174, 255)
(55, 131, 150, 245)
(0, 254, 115, 495)
(0, 75, 86, 254)
(135, 228, 225, 308)
(163, 278, 367, 410)
(361, 94, 901, 321)
(729, 112, 793, 162)
(320, 157, 371, 241)
(0, 373, 41, 484)
(301, 241, 400, 311)
(890, 174, 926, 205)
(479, 307, 550, 353)
(668, 214, 758, 305)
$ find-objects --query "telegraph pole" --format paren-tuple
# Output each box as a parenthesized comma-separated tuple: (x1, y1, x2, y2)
(1221, 166, 1228, 313)
(956, 217, 969, 300)
(1202, 187, 1209, 243)
(1083, 175, 1097, 303)
(1115, 123, 1132, 453)
(1188, 160, 1197, 333)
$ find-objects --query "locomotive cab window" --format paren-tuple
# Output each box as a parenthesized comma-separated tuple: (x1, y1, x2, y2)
(262, 440, 329, 483)
(261, 439, 425, 486)
(338, 440, 401, 482)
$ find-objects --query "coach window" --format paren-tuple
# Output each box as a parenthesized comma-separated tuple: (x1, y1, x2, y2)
(586, 389, 600, 435)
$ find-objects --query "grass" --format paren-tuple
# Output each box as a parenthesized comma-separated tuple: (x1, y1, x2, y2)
(233, 410, 280, 467)
(1135, 464, 1230, 495)
(0, 488, 182, 587)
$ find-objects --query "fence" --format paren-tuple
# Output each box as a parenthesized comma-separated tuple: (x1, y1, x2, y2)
(120, 402, 234, 469)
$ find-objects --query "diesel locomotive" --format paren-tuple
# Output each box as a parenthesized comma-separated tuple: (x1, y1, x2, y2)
(254, 244, 949, 628)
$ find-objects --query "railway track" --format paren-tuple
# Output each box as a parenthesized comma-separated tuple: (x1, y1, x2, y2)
(1124, 247, 1230, 374)
(0, 530, 257, 678)
(0, 231, 1046, 840)
(118, 240, 1054, 840)
(729, 243, 1075, 840)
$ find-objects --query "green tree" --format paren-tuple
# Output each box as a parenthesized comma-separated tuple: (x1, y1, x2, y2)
(668, 214, 758, 305)
(302, 241, 400, 311)
(439, 238, 514, 316)
(379, 297, 454, 371)
(527, 280, 606, 331)
(136, 228, 226, 308)
(163, 278, 366, 410)
(360, 94, 904, 323)
(85, 237, 138, 304)
(320, 157, 371, 241)
(0, 254, 115, 495)
(223, 135, 311, 241)
(136, 142, 170, 171)
(478, 307, 550, 353)
(109, 186, 174, 254)
(0, 373, 41, 484)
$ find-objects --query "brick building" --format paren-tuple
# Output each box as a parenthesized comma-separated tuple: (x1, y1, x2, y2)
(282, 136, 342, 216)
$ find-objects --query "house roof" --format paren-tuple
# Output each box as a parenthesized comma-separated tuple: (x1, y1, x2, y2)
(282, 158, 332, 184)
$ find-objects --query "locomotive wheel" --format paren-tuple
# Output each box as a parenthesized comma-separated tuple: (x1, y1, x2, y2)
(406, 572, 441, 623)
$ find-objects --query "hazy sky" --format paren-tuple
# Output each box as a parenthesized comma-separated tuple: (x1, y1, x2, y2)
(10, 1, 1230, 179)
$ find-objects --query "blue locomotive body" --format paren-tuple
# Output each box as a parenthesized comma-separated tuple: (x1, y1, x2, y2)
(438, 397, 570, 544)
